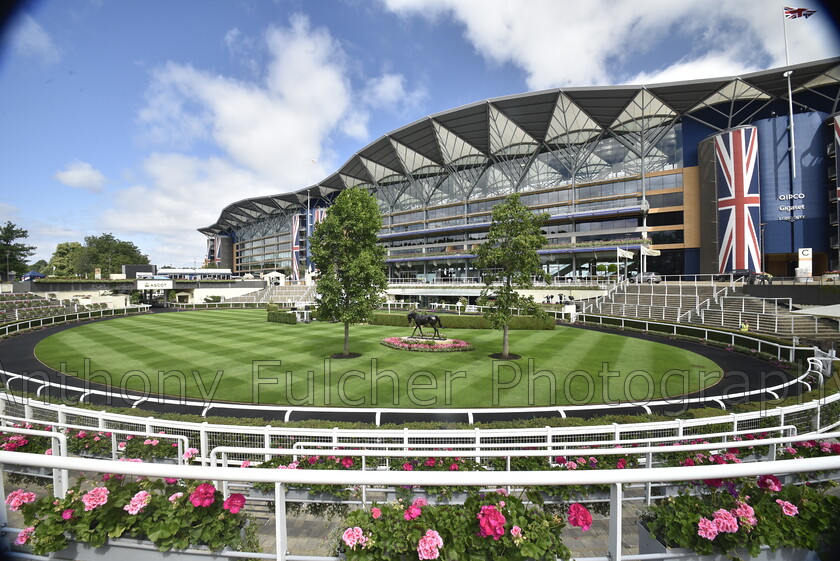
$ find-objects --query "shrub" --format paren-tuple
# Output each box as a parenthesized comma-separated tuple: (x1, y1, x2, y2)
(267, 310, 297, 324)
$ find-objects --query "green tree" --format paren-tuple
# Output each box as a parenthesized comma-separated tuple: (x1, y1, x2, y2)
(309, 188, 388, 357)
(48, 242, 83, 276)
(80, 233, 149, 276)
(47, 234, 149, 277)
(29, 259, 49, 274)
(475, 193, 549, 358)
(0, 221, 36, 281)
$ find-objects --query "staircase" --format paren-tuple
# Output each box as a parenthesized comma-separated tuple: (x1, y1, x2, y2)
(224, 283, 317, 305)
(588, 282, 840, 346)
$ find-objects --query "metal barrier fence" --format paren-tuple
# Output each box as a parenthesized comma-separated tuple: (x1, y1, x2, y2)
(0, 305, 151, 338)
(2, 432, 840, 561)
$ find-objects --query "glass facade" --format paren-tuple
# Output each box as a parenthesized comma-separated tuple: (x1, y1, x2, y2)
(198, 61, 840, 278)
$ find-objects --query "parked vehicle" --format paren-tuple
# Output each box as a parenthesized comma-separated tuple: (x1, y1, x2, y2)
(715, 269, 757, 283)
(636, 272, 661, 284)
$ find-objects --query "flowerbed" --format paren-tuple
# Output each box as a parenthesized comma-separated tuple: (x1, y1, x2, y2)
(642, 474, 840, 558)
(1, 423, 54, 454)
(65, 429, 180, 462)
(381, 337, 473, 352)
(7, 477, 258, 555)
(341, 490, 591, 560)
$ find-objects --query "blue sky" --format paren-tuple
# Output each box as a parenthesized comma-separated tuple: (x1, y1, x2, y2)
(1, 0, 839, 268)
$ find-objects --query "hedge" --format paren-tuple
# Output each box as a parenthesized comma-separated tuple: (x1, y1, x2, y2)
(369, 312, 554, 330)
(267, 310, 297, 324)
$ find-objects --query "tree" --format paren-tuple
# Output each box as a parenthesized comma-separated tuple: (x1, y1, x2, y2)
(80, 233, 149, 276)
(48, 242, 83, 276)
(47, 234, 149, 277)
(29, 259, 49, 274)
(0, 221, 36, 281)
(309, 188, 388, 357)
(475, 194, 549, 358)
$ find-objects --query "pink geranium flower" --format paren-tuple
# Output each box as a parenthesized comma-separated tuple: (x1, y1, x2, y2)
(404, 505, 422, 520)
(14, 526, 35, 546)
(712, 509, 738, 533)
(5, 489, 37, 511)
(342, 526, 368, 550)
(62, 509, 74, 520)
(733, 502, 757, 527)
(776, 499, 799, 516)
(371, 507, 381, 519)
(477, 505, 506, 540)
(81, 487, 109, 511)
(698, 517, 718, 540)
(758, 474, 782, 492)
(189, 483, 216, 507)
(567, 503, 592, 531)
(223, 493, 246, 514)
(123, 491, 151, 515)
(182, 447, 199, 461)
(417, 529, 443, 560)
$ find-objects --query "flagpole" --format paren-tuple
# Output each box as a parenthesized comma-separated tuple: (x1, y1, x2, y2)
(781, 4, 796, 179)
(782, 2, 791, 66)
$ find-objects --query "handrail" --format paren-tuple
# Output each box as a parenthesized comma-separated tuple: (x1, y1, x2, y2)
(3, 447, 840, 561)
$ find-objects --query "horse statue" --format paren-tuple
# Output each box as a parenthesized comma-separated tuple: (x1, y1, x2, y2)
(407, 310, 444, 339)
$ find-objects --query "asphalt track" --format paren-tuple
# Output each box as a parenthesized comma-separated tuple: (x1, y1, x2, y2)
(0, 309, 803, 424)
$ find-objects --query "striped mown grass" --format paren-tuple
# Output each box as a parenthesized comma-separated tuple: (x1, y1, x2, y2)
(34, 309, 722, 408)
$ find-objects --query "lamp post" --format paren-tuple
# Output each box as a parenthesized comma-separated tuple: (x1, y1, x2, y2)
(760, 222, 767, 273)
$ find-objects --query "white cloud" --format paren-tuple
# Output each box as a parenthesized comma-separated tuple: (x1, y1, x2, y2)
(137, 14, 349, 187)
(7, 14, 61, 64)
(381, 0, 840, 89)
(99, 153, 280, 267)
(124, 13, 433, 265)
(53, 161, 107, 192)
(0, 202, 19, 218)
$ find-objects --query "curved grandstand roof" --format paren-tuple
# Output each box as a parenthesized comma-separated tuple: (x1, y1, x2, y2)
(199, 58, 840, 236)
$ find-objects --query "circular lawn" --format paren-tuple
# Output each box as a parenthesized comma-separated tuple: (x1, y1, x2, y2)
(33, 309, 723, 408)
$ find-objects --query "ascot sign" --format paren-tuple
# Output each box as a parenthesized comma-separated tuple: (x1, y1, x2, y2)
(136, 279, 173, 290)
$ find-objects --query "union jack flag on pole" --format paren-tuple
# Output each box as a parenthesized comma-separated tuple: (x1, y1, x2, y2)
(784, 6, 816, 19)
(313, 208, 328, 226)
(213, 235, 222, 263)
(715, 127, 762, 274)
(290, 214, 301, 281)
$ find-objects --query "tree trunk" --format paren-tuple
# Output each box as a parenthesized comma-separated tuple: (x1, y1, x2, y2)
(344, 322, 350, 356)
(502, 324, 509, 358)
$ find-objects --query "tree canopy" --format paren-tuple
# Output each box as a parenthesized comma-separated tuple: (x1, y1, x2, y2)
(475, 193, 549, 358)
(47, 234, 149, 277)
(309, 188, 388, 357)
(0, 221, 36, 280)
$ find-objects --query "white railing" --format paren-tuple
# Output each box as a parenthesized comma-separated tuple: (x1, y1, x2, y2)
(0, 305, 150, 337)
(2, 432, 840, 561)
(720, 296, 794, 314)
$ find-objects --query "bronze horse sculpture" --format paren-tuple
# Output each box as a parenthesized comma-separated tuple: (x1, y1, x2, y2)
(407, 311, 444, 339)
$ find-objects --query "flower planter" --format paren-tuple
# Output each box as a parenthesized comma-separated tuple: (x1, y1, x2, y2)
(2, 464, 54, 479)
(638, 522, 818, 561)
(51, 538, 242, 561)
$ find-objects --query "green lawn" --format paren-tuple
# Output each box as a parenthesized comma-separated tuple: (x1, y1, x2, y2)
(35, 309, 722, 408)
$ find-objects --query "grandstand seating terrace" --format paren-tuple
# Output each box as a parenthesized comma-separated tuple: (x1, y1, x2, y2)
(587, 280, 840, 345)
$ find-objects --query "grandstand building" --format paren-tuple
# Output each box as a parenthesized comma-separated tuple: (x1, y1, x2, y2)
(200, 58, 840, 282)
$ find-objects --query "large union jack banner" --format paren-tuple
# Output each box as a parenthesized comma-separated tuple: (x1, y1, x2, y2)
(290, 214, 301, 281)
(715, 127, 761, 273)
